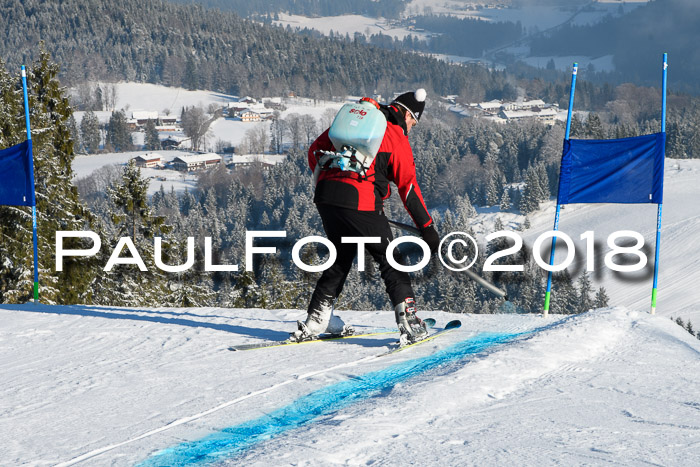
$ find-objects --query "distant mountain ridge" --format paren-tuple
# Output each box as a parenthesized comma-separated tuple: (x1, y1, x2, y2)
(529, 0, 700, 93)
(0, 0, 512, 100)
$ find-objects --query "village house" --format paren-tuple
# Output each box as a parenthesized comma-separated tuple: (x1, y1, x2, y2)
(225, 154, 287, 169)
(156, 115, 178, 131)
(172, 153, 222, 172)
(132, 153, 162, 168)
(239, 110, 262, 122)
(160, 136, 188, 150)
(502, 99, 546, 111)
(126, 111, 158, 130)
(227, 99, 274, 121)
(477, 100, 503, 114)
(131, 111, 159, 125)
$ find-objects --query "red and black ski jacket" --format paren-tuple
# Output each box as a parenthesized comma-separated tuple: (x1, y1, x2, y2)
(308, 104, 433, 230)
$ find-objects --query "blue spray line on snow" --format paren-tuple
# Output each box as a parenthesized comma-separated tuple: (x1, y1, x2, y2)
(139, 330, 529, 466)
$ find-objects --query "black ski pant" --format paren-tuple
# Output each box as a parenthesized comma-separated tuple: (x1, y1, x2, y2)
(308, 204, 414, 312)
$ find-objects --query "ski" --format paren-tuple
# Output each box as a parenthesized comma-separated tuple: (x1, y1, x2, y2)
(228, 318, 436, 352)
(376, 319, 461, 357)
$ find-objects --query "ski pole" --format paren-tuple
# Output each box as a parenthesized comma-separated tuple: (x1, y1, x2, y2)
(388, 219, 508, 300)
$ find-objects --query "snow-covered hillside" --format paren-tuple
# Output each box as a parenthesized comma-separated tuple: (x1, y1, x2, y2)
(522, 159, 700, 324)
(273, 1, 649, 72)
(71, 83, 344, 194)
(72, 82, 343, 153)
(1, 304, 698, 465)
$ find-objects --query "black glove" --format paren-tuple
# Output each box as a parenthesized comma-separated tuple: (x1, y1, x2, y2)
(420, 224, 440, 255)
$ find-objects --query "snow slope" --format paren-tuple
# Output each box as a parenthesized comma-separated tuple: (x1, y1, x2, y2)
(5, 152, 700, 462)
(1, 304, 699, 465)
(522, 159, 700, 324)
(273, 1, 648, 72)
(72, 150, 200, 196)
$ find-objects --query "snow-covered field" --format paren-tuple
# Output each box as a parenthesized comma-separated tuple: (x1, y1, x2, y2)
(73, 83, 344, 151)
(72, 150, 200, 196)
(273, 13, 433, 41)
(522, 159, 700, 324)
(1, 305, 699, 465)
(71, 83, 345, 194)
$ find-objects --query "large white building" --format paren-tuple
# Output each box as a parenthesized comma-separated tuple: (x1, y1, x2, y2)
(450, 98, 562, 124)
(172, 153, 222, 171)
(500, 107, 558, 123)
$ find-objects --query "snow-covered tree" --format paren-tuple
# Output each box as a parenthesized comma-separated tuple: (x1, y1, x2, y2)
(0, 51, 97, 304)
(594, 287, 610, 309)
(144, 119, 160, 151)
(577, 272, 594, 313)
(107, 110, 132, 152)
(91, 160, 169, 305)
(499, 189, 511, 211)
(80, 110, 101, 153)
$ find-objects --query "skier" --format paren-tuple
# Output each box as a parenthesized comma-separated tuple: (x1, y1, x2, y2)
(292, 89, 440, 344)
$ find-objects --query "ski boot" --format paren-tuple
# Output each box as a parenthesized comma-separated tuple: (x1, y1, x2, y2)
(290, 293, 354, 342)
(394, 297, 428, 346)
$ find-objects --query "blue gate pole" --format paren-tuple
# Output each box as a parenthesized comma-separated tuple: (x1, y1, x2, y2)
(651, 53, 667, 315)
(21, 65, 39, 303)
(543, 63, 578, 317)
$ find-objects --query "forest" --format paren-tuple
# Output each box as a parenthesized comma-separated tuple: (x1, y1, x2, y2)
(528, 0, 700, 94)
(0, 0, 514, 102)
(1, 51, 636, 314)
(4, 45, 700, 313)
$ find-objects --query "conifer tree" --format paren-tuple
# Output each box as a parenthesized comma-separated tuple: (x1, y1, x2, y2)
(231, 270, 266, 308)
(519, 167, 542, 214)
(577, 272, 594, 313)
(107, 160, 157, 240)
(91, 160, 169, 305)
(584, 113, 605, 139)
(686, 320, 695, 337)
(0, 52, 97, 304)
(454, 194, 476, 227)
(144, 119, 160, 151)
(94, 85, 104, 111)
(485, 173, 501, 206)
(68, 114, 81, 154)
(569, 114, 584, 138)
(80, 110, 101, 153)
(535, 163, 550, 201)
(107, 110, 132, 152)
(499, 189, 511, 211)
(550, 271, 578, 314)
(594, 287, 610, 309)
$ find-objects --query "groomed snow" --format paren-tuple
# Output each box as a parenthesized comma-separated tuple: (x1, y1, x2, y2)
(23, 76, 700, 465)
(1, 305, 698, 465)
(522, 159, 700, 324)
